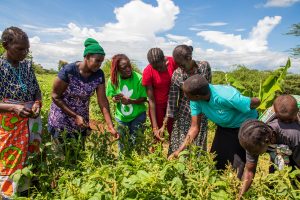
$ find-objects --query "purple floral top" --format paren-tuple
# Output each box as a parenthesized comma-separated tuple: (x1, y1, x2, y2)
(48, 62, 104, 134)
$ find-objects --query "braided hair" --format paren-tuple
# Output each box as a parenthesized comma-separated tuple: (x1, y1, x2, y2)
(1, 26, 28, 46)
(110, 54, 131, 88)
(238, 119, 273, 155)
(147, 48, 165, 65)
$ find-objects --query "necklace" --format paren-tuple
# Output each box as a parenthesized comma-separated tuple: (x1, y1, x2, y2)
(8, 62, 27, 92)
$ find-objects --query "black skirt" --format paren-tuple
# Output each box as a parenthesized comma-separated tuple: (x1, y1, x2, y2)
(210, 125, 246, 178)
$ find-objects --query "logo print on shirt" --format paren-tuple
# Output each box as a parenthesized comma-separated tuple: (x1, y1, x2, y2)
(121, 85, 133, 116)
(217, 110, 224, 114)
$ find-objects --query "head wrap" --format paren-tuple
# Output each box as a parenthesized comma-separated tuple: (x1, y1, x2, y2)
(83, 38, 105, 57)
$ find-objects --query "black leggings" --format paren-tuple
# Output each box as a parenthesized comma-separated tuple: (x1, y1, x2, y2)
(210, 126, 246, 178)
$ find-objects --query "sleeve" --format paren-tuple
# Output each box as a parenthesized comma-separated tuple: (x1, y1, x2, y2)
(222, 87, 252, 113)
(106, 78, 116, 97)
(199, 61, 212, 83)
(142, 65, 152, 86)
(167, 71, 181, 118)
(246, 151, 259, 164)
(190, 100, 202, 116)
(98, 69, 105, 85)
(58, 64, 72, 83)
(267, 120, 279, 134)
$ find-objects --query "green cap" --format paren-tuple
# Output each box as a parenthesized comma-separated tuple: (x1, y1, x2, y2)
(83, 38, 105, 57)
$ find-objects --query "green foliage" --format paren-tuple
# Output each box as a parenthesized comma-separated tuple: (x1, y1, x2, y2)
(58, 60, 68, 71)
(0, 41, 5, 56)
(10, 63, 300, 199)
(257, 59, 291, 111)
(286, 23, 300, 57)
(217, 59, 293, 113)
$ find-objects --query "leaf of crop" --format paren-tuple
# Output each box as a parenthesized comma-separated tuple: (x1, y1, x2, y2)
(21, 167, 33, 178)
(211, 190, 229, 200)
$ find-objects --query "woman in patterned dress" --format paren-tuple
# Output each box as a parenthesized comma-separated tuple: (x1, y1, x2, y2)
(48, 38, 119, 150)
(0, 27, 42, 199)
(162, 45, 211, 155)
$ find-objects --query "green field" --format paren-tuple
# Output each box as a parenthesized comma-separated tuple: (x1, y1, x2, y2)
(19, 64, 300, 200)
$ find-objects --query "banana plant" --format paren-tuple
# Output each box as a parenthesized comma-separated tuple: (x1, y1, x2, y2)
(225, 58, 291, 113)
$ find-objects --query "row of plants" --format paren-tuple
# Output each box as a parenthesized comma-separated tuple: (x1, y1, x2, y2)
(10, 59, 300, 199)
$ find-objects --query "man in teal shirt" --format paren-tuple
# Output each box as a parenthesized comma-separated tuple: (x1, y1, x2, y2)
(169, 74, 260, 178)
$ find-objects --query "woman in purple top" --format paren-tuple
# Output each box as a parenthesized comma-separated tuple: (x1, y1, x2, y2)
(48, 38, 119, 147)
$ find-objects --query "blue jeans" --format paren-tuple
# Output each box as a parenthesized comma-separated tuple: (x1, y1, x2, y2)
(116, 112, 146, 151)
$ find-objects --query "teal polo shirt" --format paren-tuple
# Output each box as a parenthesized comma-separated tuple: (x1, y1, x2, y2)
(190, 84, 258, 128)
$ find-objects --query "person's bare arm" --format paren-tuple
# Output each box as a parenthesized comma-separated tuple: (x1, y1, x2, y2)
(0, 103, 33, 118)
(168, 114, 202, 159)
(121, 97, 147, 105)
(52, 78, 76, 117)
(52, 77, 87, 127)
(96, 84, 119, 138)
(146, 85, 163, 140)
(238, 162, 257, 199)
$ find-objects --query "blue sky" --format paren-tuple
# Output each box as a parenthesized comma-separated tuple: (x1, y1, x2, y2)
(0, 0, 299, 72)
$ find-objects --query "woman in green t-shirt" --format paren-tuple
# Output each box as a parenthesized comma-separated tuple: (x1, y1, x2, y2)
(106, 54, 147, 151)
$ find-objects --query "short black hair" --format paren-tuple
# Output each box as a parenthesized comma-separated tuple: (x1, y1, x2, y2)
(173, 44, 192, 61)
(183, 74, 209, 96)
(1, 26, 28, 45)
(273, 95, 299, 119)
(147, 48, 164, 65)
(238, 119, 273, 155)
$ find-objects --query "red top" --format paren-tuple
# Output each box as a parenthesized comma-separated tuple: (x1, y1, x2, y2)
(142, 56, 178, 105)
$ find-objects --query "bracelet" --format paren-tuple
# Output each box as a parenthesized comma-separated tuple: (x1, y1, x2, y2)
(163, 121, 167, 127)
(153, 127, 159, 131)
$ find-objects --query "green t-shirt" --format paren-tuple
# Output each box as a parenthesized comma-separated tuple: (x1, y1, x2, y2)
(106, 71, 147, 122)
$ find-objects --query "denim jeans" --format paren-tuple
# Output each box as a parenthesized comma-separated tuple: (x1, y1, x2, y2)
(116, 112, 146, 151)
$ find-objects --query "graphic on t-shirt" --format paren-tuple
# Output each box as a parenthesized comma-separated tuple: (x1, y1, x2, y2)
(121, 85, 133, 116)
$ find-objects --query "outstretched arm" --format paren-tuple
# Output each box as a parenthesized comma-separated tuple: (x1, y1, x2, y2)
(96, 83, 119, 139)
(168, 114, 202, 159)
(146, 85, 163, 139)
(238, 162, 257, 199)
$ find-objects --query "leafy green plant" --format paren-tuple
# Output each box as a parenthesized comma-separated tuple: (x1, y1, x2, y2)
(225, 59, 291, 113)
(11, 63, 300, 199)
(257, 58, 291, 112)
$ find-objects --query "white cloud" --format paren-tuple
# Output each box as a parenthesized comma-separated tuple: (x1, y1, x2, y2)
(194, 15, 300, 73)
(189, 27, 208, 31)
(3, 1, 298, 73)
(197, 16, 282, 53)
(235, 28, 245, 32)
(194, 22, 228, 27)
(264, 0, 300, 7)
(166, 34, 192, 45)
(23, 0, 180, 69)
(192, 47, 300, 73)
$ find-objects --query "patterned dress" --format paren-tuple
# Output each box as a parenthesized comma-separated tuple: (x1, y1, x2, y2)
(0, 57, 42, 198)
(0, 57, 41, 101)
(48, 62, 105, 138)
(167, 61, 212, 155)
